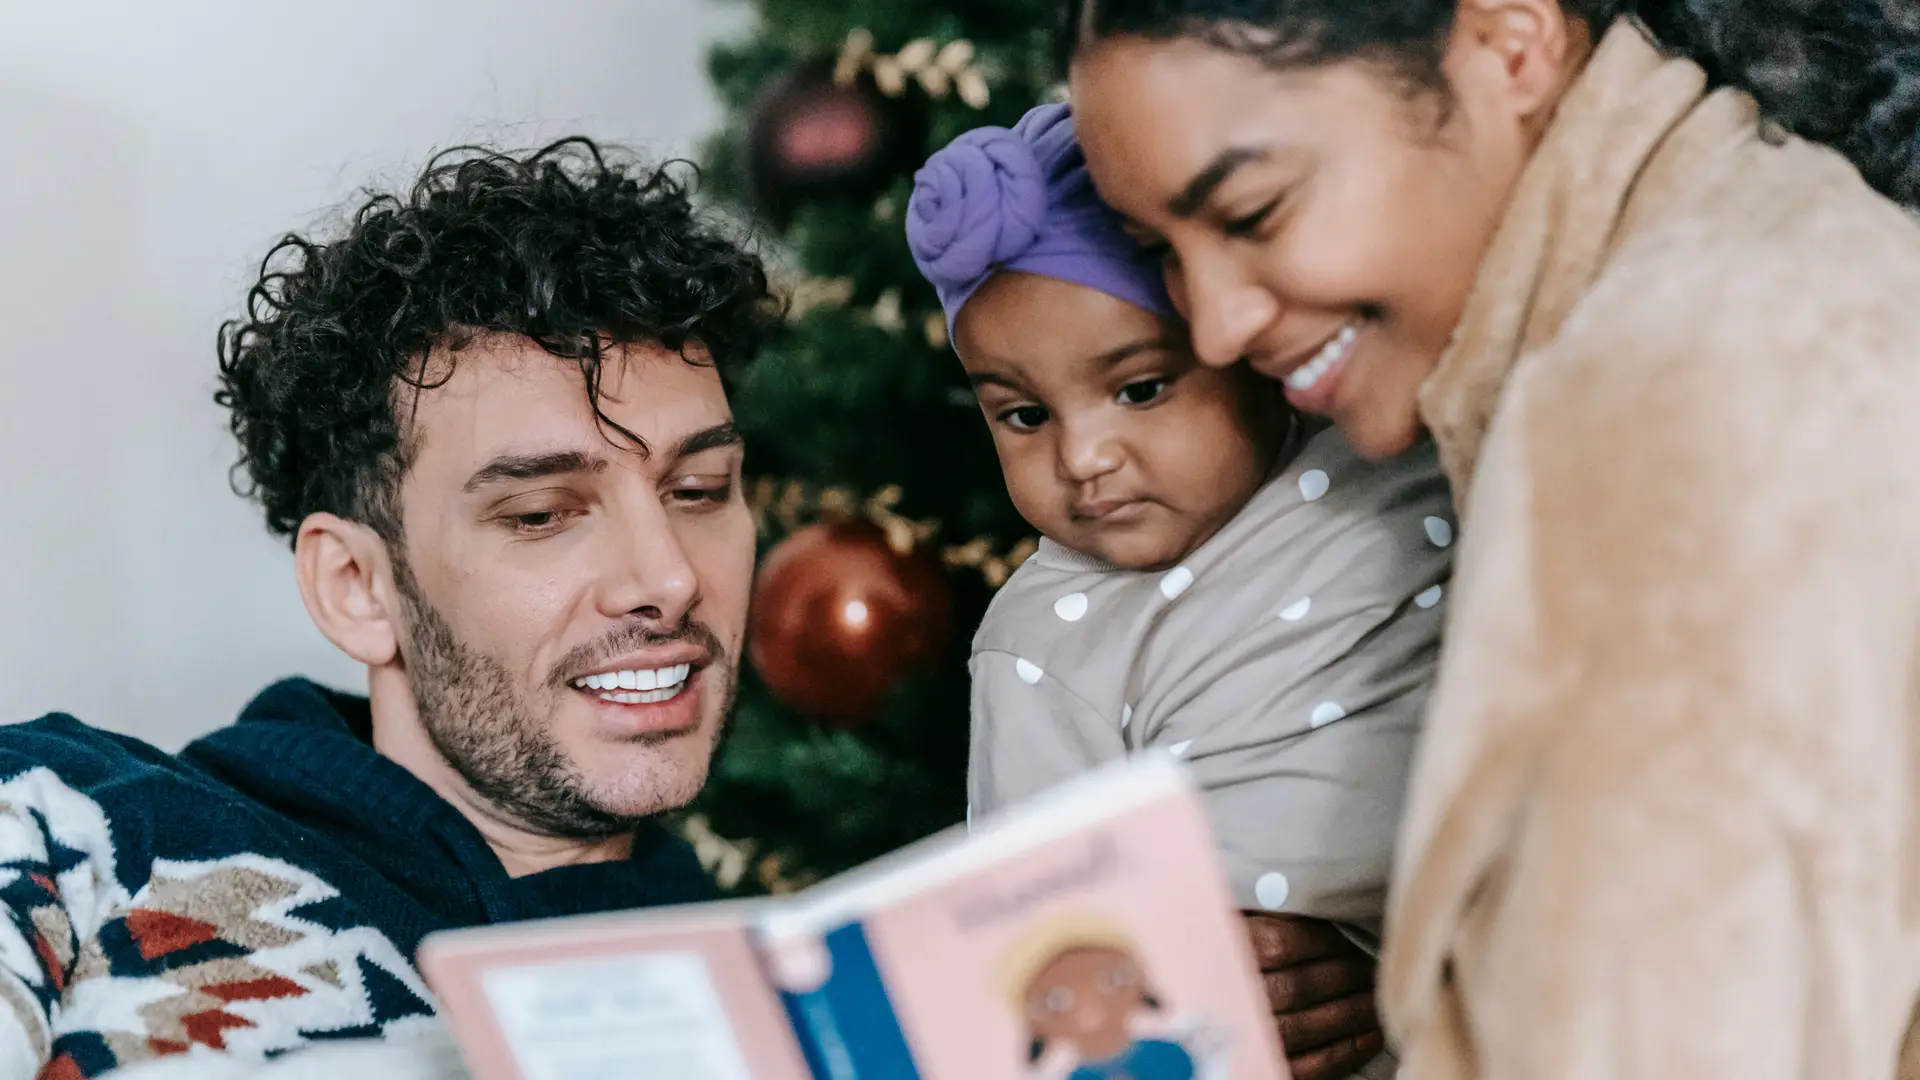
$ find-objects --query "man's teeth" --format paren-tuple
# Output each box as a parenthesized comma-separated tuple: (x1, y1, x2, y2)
(1285, 324, 1358, 392)
(572, 663, 692, 703)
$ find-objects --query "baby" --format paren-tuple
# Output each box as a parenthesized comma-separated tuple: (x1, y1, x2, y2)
(907, 102, 1454, 964)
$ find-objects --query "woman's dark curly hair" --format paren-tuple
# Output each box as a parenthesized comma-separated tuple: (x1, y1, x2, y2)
(1060, 0, 1920, 210)
(215, 136, 777, 546)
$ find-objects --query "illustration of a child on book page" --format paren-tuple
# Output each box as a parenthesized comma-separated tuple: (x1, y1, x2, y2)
(1001, 913, 1230, 1080)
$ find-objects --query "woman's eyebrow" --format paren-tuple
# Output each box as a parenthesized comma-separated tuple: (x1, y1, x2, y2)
(1169, 146, 1272, 217)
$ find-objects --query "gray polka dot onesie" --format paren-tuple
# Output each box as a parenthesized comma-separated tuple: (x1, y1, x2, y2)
(969, 420, 1453, 950)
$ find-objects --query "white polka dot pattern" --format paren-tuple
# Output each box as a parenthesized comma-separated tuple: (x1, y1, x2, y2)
(1310, 702, 1347, 728)
(1256, 872, 1291, 909)
(1298, 469, 1330, 501)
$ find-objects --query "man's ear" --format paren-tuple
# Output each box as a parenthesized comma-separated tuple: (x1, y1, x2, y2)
(294, 513, 401, 667)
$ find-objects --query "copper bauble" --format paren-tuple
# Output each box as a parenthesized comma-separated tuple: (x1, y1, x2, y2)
(741, 56, 930, 228)
(748, 520, 953, 726)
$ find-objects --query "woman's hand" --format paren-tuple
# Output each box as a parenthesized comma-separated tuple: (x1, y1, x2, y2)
(1243, 913, 1384, 1080)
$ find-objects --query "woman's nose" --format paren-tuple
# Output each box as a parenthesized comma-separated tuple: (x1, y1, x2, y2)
(1181, 252, 1281, 368)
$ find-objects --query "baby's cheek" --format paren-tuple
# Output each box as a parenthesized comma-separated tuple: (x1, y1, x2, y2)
(997, 444, 1069, 532)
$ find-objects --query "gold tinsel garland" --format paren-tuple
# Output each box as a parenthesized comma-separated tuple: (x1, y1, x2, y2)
(679, 813, 819, 895)
(687, 27, 1024, 900)
(835, 28, 991, 108)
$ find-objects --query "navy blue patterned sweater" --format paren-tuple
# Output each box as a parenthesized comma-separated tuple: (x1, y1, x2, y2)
(0, 678, 713, 1079)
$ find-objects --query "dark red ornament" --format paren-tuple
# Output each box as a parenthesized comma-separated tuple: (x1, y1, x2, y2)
(742, 56, 930, 228)
(748, 519, 953, 727)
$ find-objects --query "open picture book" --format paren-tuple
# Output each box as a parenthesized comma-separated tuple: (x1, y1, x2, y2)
(418, 755, 1289, 1080)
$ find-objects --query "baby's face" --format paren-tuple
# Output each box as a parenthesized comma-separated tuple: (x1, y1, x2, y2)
(954, 271, 1285, 569)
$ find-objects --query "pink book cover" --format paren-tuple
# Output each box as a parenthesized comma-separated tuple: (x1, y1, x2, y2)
(756, 755, 1289, 1080)
(418, 902, 813, 1080)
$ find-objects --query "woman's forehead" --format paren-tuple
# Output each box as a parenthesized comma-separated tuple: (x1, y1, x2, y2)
(1076, 46, 1414, 216)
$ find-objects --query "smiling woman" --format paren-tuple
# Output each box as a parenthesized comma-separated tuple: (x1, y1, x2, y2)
(1060, 0, 1920, 1077)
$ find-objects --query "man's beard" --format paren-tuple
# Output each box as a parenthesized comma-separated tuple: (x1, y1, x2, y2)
(390, 554, 734, 840)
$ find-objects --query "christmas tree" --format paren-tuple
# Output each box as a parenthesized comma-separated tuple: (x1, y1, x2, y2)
(678, 0, 1060, 893)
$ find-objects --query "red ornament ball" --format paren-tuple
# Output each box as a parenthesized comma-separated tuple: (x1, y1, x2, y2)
(748, 520, 953, 727)
(741, 56, 930, 228)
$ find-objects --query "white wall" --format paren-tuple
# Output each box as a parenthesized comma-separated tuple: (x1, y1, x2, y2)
(0, 0, 752, 748)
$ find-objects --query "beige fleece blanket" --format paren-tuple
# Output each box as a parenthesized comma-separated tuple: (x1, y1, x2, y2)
(1385, 19, 1920, 1080)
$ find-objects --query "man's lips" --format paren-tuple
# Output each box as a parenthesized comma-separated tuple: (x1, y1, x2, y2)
(571, 664, 707, 736)
(564, 643, 710, 690)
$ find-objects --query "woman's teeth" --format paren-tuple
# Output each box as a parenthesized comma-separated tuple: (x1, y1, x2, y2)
(572, 663, 691, 704)
(1285, 324, 1358, 392)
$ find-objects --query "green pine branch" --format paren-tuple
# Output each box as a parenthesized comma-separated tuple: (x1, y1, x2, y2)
(688, 0, 1054, 888)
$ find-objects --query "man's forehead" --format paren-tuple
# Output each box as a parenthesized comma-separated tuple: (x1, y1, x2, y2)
(403, 335, 732, 468)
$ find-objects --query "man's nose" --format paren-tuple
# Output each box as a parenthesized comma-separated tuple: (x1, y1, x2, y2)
(597, 500, 699, 626)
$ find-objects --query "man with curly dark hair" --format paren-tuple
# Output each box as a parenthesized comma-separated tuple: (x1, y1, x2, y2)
(0, 138, 778, 1078)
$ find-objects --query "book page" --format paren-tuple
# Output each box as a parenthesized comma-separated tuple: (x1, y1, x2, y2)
(479, 950, 754, 1080)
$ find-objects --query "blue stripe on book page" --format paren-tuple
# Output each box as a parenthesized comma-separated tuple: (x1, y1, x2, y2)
(778, 922, 920, 1080)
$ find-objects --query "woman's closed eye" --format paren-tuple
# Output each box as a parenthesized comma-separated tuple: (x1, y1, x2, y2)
(1121, 220, 1173, 262)
(1223, 196, 1282, 239)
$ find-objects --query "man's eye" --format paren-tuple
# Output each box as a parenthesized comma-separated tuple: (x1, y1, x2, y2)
(1118, 378, 1168, 406)
(997, 404, 1050, 432)
(503, 509, 571, 535)
(671, 481, 734, 506)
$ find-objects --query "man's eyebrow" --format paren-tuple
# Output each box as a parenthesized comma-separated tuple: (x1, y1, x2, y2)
(1169, 146, 1271, 218)
(669, 422, 743, 461)
(463, 451, 605, 493)
(461, 425, 739, 492)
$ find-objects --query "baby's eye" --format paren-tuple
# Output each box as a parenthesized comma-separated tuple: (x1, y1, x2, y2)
(998, 404, 1050, 431)
(1117, 378, 1169, 407)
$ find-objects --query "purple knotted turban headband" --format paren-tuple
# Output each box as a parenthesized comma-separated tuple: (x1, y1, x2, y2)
(906, 102, 1173, 341)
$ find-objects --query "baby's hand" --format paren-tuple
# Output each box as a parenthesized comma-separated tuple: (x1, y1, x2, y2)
(1241, 913, 1383, 1080)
